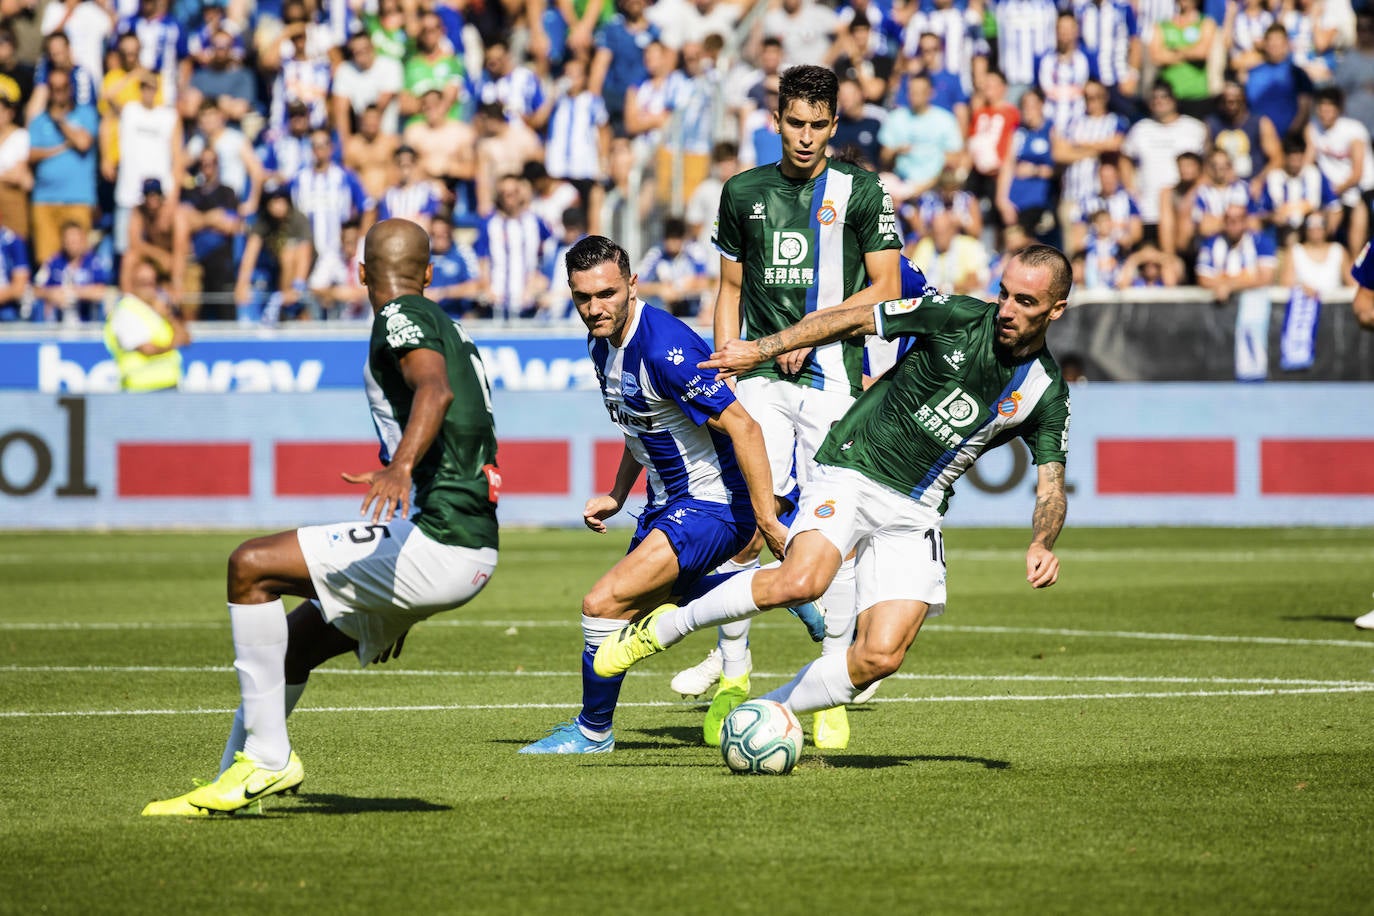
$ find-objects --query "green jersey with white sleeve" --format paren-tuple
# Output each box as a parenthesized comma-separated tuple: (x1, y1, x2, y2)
(367, 294, 499, 550)
(713, 159, 901, 396)
(815, 293, 1071, 515)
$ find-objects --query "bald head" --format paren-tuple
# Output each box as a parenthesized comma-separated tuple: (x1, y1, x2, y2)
(361, 218, 433, 310)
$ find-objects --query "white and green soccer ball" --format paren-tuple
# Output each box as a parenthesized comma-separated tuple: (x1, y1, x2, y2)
(720, 700, 804, 775)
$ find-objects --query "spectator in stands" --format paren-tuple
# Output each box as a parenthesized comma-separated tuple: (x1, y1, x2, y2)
(259, 99, 313, 186)
(104, 260, 190, 391)
(1123, 81, 1208, 246)
(185, 27, 257, 127)
(1207, 80, 1282, 191)
(400, 10, 465, 122)
(292, 128, 373, 296)
(0, 96, 31, 242)
(1258, 132, 1342, 236)
(1069, 155, 1143, 255)
(524, 161, 580, 240)
(99, 32, 160, 150)
(1333, 12, 1374, 128)
(472, 37, 550, 132)
(904, 30, 969, 132)
(1307, 86, 1374, 257)
(902, 0, 988, 101)
(764, 0, 836, 68)
(647, 0, 738, 52)
(377, 144, 441, 225)
(472, 100, 541, 216)
(737, 74, 781, 168)
(1281, 211, 1352, 297)
(992, 0, 1057, 100)
(624, 39, 684, 155)
(310, 220, 367, 320)
(0, 220, 30, 320)
(34, 220, 111, 322)
(1079, 208, 1126, 289)
(1191, 148, 1254, 249)
(343, 104, 399, 203)
(1247, 24, 1315, 137)
(184, 0, 243, 69)
(176, 147, 241, 320)
(1196, 203, 1279, 302)
(405, 89, 479, 211)
(1053, 78, 1128, 214)
(1159, 150, 1205, 263)
(909, 166, 982, 241)
(475, 173, 553, 320)
(28, 31, 96, 123)
(1149, 0, 1216, 120)
(1117, 243, 1182, 287)
(878, 72, 963, 198)
(428, 212, 484, 319)
(363, 0, 408, 63)
(186, 100, 262, 217)
(1283, 0, 1341, 86)
(0, 27, 36, 120)
(829, 18, 896, 105)
(534, 206, 588, 321)
(966, 69, 1019, 209)
(122, 178, 173, 289)
(122, 0, 181, 98)
(908, 209, 990, 295)
(830, 76, 883, 169)
(545, 54, 610, 232)
(636, 215, 710, 317)
(1227, 0, 1275, 81)
(235, 182, 312, 324)
(38, 2, 112, 87)
(1037, 12, 1091, 134)
(739, 36, 784, 112)
(996, 88, 1056, 243)
(664, 39, 719, 206)
(27, 66, 98, 266)
(685, 140, 738, 254)
(1073, 0, 1142, 116)
(331, 31, 402, 140)
(590, 0, 659, 128)
(114, 71, 180, 254)
(266, 4, 333, 133)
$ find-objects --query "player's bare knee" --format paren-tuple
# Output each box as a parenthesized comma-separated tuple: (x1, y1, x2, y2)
(851, 644, 905, 682)
(580, 588, 622, 619)
(768, 566, 827, 608)
(226, 539, 270, 600)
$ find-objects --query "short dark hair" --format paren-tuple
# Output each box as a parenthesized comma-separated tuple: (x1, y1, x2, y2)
(1012, 244, 1073, 304)
(1315, 86, 1345, 109)
(663, 216, 688, 238)
(566, 235, 631, 280)
(778, 65, 838, 119)
(1282, 131, 1307, 155)
(711, 141, 739, 162)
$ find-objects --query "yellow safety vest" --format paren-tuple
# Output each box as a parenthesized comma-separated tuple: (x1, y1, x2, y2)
(103, 295, 182, 391)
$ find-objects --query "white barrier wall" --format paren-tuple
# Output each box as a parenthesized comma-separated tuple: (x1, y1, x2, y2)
(1, 385, 1372, 529)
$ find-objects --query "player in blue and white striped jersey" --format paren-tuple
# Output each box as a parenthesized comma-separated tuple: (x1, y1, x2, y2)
(520, 236, 785, 754)
(993, 0, 1057, 96)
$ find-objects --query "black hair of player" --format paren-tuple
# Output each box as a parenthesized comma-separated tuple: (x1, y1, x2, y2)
(777, 65, 838, 121)
(566, 235, 631, 280)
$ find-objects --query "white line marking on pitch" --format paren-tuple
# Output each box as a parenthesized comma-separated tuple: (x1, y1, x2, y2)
(3, 685, 1373, 719)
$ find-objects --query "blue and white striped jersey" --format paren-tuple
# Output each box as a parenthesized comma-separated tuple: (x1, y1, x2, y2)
(590, 302, 748, 509)
(1196, 231, 1278, 278)
(259, 132, 313, 183)
(290, 164, 371, 259)
(471, 66, 546, 121)
(0, 226, 30, 286)
(1058, 111, 1129, 203)
(993, 0, 1057, 87)
(271, 58, 332, 130)
(1074, 0, 1139, 88)
(378, 181, 443, 224)
(545, 91, 608, 181)
(902, 6, 988, 94)
(1258, 165, 1340, 226)
(1193, 180, 1255, 221)
(1230, 7, 1274, 57)
(1036, 49, 1090, 134)
(474, 210, 553, 317)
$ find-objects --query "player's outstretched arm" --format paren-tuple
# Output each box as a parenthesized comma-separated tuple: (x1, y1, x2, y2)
(708, 401, 788, 559)
(584, 444, 642, 533)
(1026, 461, 1066, 589)
(342, 348, 454, 524)
(700, 302, 879, 379)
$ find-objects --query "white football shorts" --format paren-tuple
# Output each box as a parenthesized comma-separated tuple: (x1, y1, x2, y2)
(297, 517, 497, 665)
(734, 375, 856, 499)
(790, 464, 947, 616)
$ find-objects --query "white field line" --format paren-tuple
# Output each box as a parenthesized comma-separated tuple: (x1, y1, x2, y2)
(3, 685, 1374, 719)
(3, 618, 1373, 650)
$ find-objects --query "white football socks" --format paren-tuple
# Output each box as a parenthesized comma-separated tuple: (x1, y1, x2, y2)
(655, 570, 761, 647)
(762, 652, 857, 715)
(219, 682, 305, 775)
(718, 620, 751, 678)
(820, 557, 858, 657)
(582, 613, 627, 649)
(229, 600, 291, 771)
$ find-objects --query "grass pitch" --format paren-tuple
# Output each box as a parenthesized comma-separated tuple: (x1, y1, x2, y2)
(1, 527, 1371, 915)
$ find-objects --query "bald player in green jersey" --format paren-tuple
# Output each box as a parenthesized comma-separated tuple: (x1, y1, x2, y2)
(596, 245, 1072, 735)
(680, 63, 902, 748)
(142, 219, 500, 817)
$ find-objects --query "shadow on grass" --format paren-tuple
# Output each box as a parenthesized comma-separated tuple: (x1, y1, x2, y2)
(286, 793, 452, 815)
(1279, 615, 1367, 625)
(813, 754, 1010, 771)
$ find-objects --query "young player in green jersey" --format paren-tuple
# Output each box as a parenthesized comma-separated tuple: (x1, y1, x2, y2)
(677, 63, 903, 748)
(596, 245, 1072, 735)
(142, 219, 500, 817)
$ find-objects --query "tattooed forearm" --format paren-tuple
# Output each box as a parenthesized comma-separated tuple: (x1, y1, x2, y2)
(1031, 462, 1067, 549)
(756, 303, 876, 362)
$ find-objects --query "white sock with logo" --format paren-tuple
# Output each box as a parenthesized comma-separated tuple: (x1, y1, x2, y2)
(761, 653, 856, 715)
(229, 600, 292, 771)
(820, 558, 858, 657)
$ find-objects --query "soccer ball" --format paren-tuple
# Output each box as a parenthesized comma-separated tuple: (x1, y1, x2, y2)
(720, 700, 804, 775)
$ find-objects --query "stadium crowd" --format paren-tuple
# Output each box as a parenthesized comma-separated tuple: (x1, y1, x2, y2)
(0, 0, 1370, 325)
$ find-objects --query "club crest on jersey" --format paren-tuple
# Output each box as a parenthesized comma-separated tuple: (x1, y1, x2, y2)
(816, 200, 837, 225)
(814, 500, 836, 519)
(997, 392, 1022, 417)
(665, 347, 684, 365)
(385, 311, 423, 348)
(620, 372, 640, 397)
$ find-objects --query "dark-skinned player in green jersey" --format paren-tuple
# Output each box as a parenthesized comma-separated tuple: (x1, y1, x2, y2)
(142, 219, 500, 816)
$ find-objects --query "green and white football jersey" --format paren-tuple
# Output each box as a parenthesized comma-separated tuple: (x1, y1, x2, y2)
(713, 159, 901, 396)
(367, 294, 499, 550)
(816, 293, 1071, 515)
